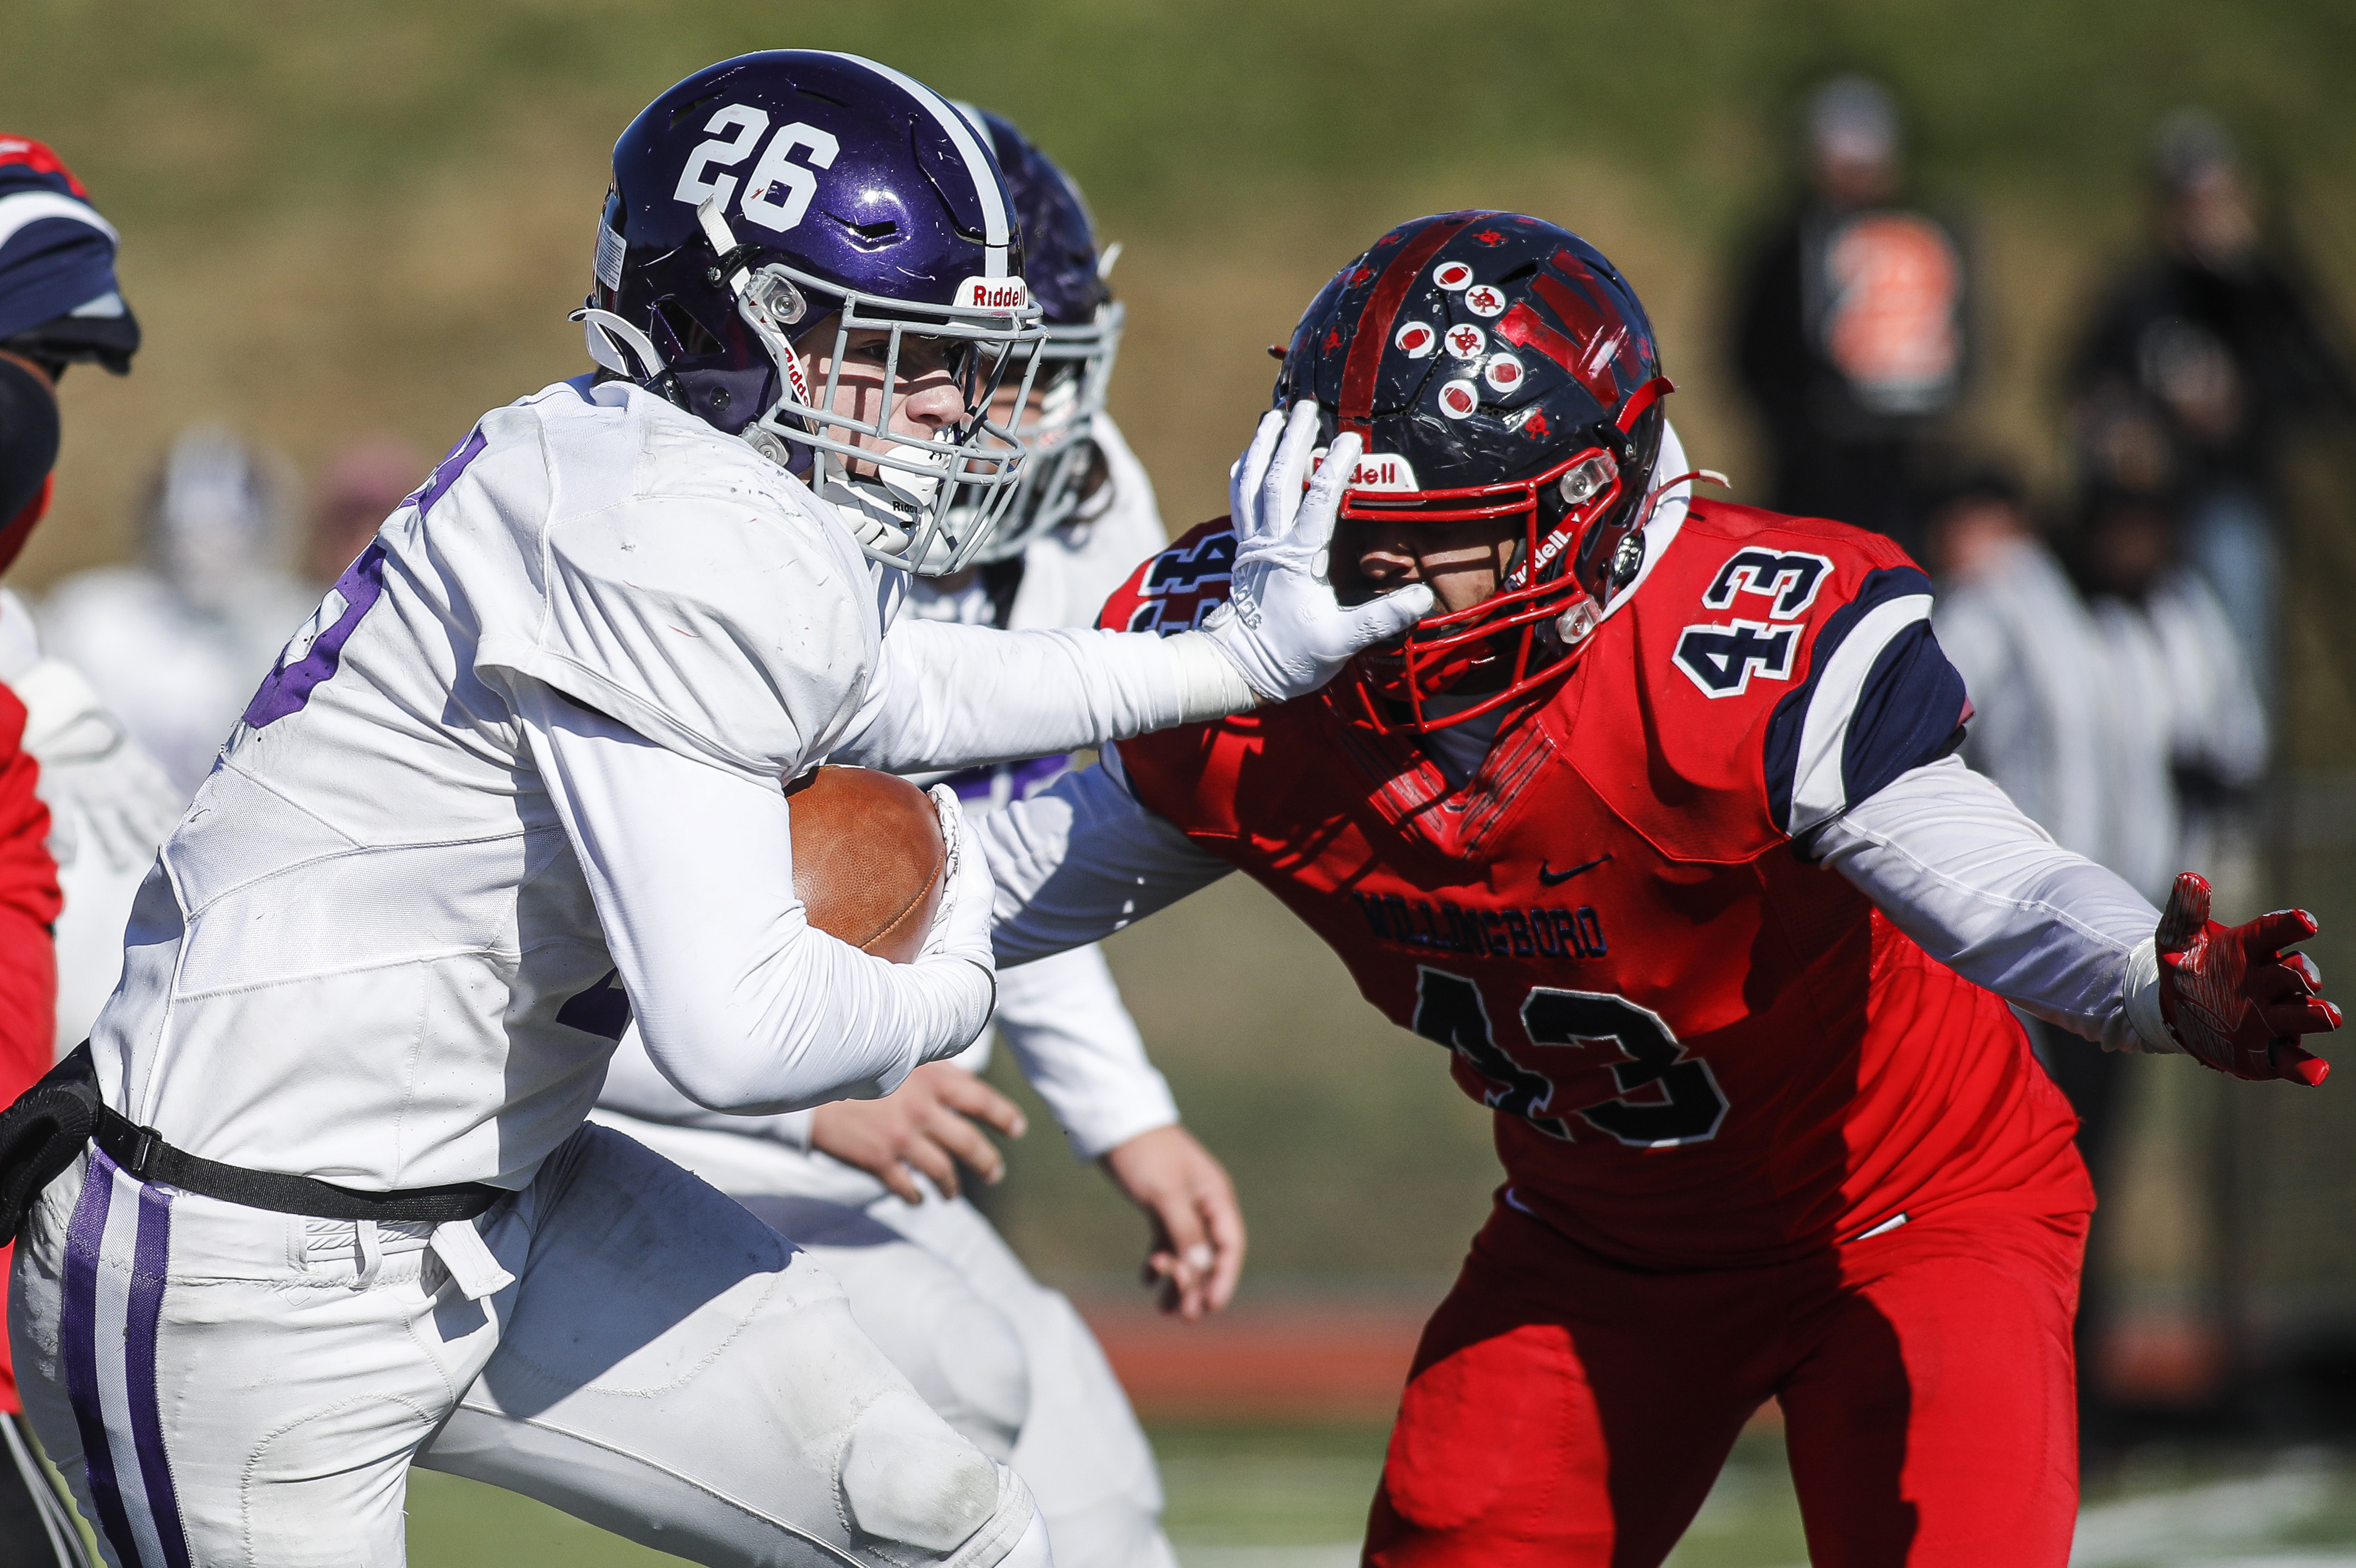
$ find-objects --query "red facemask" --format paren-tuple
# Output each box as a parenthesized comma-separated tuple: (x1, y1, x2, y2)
(1335, 375, 1674, 735)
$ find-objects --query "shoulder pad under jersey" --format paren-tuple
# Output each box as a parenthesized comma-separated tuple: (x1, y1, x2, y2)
(1097, 518, 1235, 636)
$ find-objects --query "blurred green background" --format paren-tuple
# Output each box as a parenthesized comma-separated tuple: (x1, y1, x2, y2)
(10, 2, 2356, 1561)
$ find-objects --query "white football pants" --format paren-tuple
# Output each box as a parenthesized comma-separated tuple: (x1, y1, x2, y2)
(596, 1112, 1179, 1568)
(8, 1123, 1051, 1568)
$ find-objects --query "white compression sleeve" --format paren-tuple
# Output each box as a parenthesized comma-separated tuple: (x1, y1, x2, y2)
(834, 620, 1256, 776)
(973, 745, 1235, 967)
(518, 681, 995, 1113)
(1812, 754, 2170, 1053)
(991, 943, 1180, 1161)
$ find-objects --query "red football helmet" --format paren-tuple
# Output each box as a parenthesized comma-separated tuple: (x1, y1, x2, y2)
(1274, 212, 1674, 733)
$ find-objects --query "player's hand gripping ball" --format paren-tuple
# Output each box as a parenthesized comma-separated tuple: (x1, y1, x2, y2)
(784, 766, 945, 963)
(2156, 872, 2341, 1085)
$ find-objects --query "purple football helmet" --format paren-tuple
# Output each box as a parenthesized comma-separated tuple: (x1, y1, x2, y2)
(584, 51, 1044, 575)
(952, 106, 1124, 564)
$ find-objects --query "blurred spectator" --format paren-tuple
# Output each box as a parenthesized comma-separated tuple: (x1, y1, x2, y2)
(41, 426, 314, 796)
(309, 435, 424, 587)
(1926, 468, 2128, 872)
(1730, 75, 1973, 556)
(2065, 109, 2356, 699)
(2073, 484, 2267, 899)
(1931, 466, 2263, 1442)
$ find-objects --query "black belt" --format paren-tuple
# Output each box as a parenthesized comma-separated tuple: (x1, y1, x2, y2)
(93, 1106, 502, 1224)
(0, 1044, 504, 1243)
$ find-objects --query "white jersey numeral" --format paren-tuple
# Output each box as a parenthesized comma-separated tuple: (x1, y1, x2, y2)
(737, 122, 840, 234)
(672, 109, 841, 239)
(672, 104, 770, 209)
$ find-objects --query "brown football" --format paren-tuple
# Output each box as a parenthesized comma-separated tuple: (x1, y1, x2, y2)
(785, 766, 946, 964)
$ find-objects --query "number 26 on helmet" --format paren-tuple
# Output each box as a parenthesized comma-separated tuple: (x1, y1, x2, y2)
(582, 51, 1046, 575)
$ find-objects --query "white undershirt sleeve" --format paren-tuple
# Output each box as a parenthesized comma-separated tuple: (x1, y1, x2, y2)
(833, 620, 1256, 776)
(1812, 754, 2173, 1054)
(972, 744, 1236, 967)
(517, 680, 994, 1113)
(595, 1026, 816, 1149)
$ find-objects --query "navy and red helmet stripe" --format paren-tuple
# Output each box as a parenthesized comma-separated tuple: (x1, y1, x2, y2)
(1270, 213, 1669, 736)
(1277, 212, 1662, 488)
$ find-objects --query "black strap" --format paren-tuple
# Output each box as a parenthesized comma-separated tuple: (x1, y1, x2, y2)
(91, 1107, 502, 1224)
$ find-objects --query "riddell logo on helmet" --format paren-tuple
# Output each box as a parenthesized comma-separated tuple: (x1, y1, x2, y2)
(953, 277, 1030, 312)
(1308, 449, 1422, 492)
(1348, 453, 1420, 492)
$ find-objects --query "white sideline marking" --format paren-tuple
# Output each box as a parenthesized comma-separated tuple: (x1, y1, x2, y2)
(2071, 1456, 2337, 1566)
(1177, 1549, 1361, 1568)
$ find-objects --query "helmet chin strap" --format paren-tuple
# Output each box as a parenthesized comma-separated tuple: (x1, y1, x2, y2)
(570, 307, 668, 384)
(694, 196, 818, 459)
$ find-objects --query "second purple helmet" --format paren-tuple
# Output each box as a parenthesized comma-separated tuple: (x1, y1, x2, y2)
(954, 106, 1123, 563)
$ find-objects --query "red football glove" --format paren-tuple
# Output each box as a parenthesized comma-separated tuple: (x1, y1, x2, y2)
(2156, 872, 2339, 1085)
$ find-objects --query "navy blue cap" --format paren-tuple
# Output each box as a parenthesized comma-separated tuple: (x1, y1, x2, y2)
(0, 137, 138, 372)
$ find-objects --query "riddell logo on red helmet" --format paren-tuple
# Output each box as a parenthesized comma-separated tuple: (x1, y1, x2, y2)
(1309, 449, 1422, 492)
(1348, 452, 1420, 492)
(952, 277, 1030, 312)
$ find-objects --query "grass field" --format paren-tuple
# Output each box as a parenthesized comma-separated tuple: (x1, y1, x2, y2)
(399, 1423, 2356, 1567)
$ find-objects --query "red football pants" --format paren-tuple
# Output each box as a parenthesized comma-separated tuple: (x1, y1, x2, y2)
(1365, 1194, 2087, 1568)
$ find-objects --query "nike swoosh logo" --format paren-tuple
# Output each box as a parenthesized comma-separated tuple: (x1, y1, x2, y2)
(1537, 855, 1611, 887)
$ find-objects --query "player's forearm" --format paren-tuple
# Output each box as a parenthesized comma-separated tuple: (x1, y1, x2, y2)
(991, 943, 1179, 1159)
(835, 619, 1255, 776)
(521, 682, 993, 1111)
(974, 748, 1233, 966)
(1815, 755, 2167, 1051)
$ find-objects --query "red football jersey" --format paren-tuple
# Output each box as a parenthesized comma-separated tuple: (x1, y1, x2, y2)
(0, 680, 58, 1412)
(1104, 502, 2088, 1270)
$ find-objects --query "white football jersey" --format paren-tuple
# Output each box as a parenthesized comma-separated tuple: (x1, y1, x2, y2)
(598, 413, 1183, 1157)
(93, 377, 901, 1190)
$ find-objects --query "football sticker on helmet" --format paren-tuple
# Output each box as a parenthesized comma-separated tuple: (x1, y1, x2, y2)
(1444, 323, 1487, 361)
(1395, 320, 1439, 359)
(1484, 353, 1525, 393)
(1433, 260, 1474, 291)
(1437, 379, 1480, 419)
(1464, 284, 1507, 318)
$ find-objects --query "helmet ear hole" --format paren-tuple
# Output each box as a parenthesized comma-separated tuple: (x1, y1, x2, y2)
(654, 300, 722, 361)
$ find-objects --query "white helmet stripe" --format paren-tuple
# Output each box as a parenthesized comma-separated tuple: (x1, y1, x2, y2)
(833, 54, 1010, 278)
(0, 191, 120, 252)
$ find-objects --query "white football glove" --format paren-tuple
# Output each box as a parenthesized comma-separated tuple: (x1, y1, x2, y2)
(1201, 401, 1434, 704)
(12, 658, 181, 873)
(922, 782, 998, 984)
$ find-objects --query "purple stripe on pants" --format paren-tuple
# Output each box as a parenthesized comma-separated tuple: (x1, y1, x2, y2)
(125, 1182, 189, 1568)
(60, 1151, 139, 1564)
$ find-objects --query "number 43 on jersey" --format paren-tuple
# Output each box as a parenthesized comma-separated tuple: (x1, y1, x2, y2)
(1411, 967, 1729, 1147)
